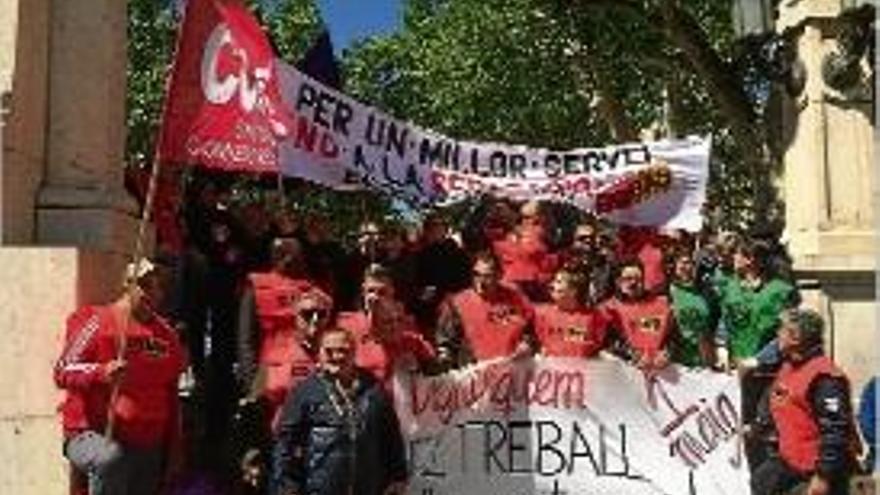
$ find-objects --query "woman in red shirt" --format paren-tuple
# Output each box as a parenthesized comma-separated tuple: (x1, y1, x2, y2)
(535, 268, 609, 358)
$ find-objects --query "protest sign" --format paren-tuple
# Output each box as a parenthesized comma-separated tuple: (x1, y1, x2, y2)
(393, 357, 749, 495)
(277, 65, 710, 231)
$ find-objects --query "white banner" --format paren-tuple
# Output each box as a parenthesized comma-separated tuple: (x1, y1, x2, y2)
(393, 357, 749, 495)
(276, 64, 710, 232)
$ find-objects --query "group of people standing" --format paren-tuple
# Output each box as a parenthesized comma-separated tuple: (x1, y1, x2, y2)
(54, 187, 866, 495)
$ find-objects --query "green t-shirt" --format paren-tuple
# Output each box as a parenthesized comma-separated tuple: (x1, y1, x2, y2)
(719, 276, 795, 359)
(669, 282, 714, 367)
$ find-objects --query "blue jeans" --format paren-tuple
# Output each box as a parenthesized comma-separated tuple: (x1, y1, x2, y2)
(64, 431, 164, 495)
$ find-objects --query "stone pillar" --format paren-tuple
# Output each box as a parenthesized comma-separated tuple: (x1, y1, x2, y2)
(0, 0, 51, 245)
(0, 248, 128, 493)
(778, 0, 876, 392)
(36, 0, 139, 254)
(0, 1, 140, 493)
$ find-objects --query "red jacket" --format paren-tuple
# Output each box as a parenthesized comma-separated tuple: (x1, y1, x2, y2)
(336, 311, 435, 384)
(534, 304, 609, 358)
(249, 272, 319, 426)
(770, 356, 849, 473)
(603, 295, 672, 359)
(54, 305, 185, 448)
(451, 287, 534, 361)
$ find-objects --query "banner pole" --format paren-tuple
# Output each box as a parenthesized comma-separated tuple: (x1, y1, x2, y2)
(105, 155, 164, 440)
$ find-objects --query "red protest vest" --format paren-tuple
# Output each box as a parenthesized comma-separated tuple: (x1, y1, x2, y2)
(451, 287, 533, 361)
(337, 311, 435, 384)
(55, 305, 185, 448)
(604, 295, 672, 358)
(534, 304, 609, 358)
(770, 355, 850, 474)
(249, 273, 316, 415)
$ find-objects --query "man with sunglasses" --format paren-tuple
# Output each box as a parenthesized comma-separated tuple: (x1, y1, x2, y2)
(237, 237, 317, 402)
(559, 218, 614, 305)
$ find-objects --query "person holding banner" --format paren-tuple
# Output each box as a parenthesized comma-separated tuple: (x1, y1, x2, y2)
(752, 308, 859, 495)
(534, 267, 610, 358)
(272, 327, 408, 495)
(436, 251, 536, 370)
(603, 258, 673, 371)
(55, 258, 186, 495)
(336, 264, 436, 384)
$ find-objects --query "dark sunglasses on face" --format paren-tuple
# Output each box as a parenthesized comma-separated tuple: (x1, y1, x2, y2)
(299, 308, 329, 320)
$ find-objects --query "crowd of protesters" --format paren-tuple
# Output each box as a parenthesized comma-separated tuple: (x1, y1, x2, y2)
(54, 174, 872, 495)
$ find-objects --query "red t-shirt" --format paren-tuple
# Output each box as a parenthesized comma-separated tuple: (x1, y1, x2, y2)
(534, 304, 609, 358)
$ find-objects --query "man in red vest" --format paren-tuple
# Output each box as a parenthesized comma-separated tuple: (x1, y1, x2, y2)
(336, 264, 435, 385)
(602, 258, 673, 371)
(237, 237, 315, 398)
(436, 251, 535, 370)
(56, 258, 186, 495)
(752, 308, 859, 495)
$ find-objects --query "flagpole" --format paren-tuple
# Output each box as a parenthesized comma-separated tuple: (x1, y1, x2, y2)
(104, 0, 193, 440)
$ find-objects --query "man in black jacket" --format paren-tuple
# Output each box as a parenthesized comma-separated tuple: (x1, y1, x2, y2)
(751, 308, 859, 495)
(272, 327, 408, 495)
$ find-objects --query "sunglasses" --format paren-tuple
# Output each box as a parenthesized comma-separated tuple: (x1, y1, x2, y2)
(299, 308, 329, 320)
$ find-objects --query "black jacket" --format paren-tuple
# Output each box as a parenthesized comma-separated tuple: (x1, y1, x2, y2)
(272, 368, 407, 495)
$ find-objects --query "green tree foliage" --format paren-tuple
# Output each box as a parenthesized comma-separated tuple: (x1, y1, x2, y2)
(126, 0, 177, 169)
(126, 0, 787, 233)
(342, 0, 785, 231)
(125, 0, 322, 170)
(125, 0, 394, 242)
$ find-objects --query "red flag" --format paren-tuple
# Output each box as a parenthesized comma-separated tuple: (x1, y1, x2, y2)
(157, 0, 290, 173)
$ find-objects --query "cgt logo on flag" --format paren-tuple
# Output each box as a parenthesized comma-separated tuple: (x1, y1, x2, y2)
(201, 23, 290, 137)
(158, 0, 289, 173)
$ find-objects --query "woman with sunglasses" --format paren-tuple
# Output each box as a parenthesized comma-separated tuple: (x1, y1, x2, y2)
(602, 258, 673, 371)
(236, 288, 334, 493)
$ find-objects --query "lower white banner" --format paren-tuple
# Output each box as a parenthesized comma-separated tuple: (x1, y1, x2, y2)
(393, 356, 749, 495)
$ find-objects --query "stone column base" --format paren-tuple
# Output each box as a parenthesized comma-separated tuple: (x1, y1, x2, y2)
(36, 183, 150, 255)
(0, 247, 128, 494)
